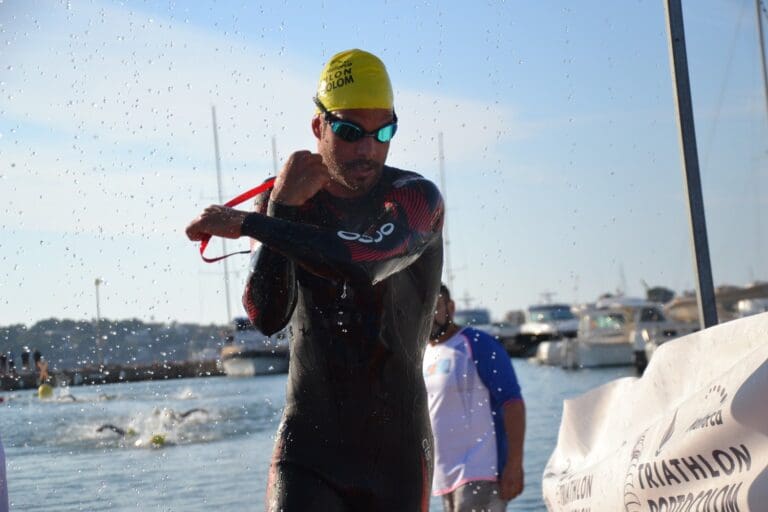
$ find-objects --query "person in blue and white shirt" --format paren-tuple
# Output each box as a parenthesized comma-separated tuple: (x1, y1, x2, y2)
(423, 284, 526, 512)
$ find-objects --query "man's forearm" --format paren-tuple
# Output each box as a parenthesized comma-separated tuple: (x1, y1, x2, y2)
(240, 195, 442, 285)
(242, 198, 298, 334)
(503, 399, 526, 467)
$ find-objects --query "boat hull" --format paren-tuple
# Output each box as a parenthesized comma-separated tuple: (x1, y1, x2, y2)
(221, 354, 289, 377)
(535, 339, 634, 368)
(564, 340, 634, 368)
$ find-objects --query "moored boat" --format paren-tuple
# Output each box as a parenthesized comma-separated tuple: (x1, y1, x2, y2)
(220, 317, 290, 377)
(536, 298, 689, 370)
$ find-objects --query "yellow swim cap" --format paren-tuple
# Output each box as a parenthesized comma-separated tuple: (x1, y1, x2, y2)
(315, 49, 393, 112)
(38, 383, 54, 399)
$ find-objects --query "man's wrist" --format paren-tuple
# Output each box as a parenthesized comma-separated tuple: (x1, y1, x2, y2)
(269, 188, 306, 208)
(267, 200, 302, 221)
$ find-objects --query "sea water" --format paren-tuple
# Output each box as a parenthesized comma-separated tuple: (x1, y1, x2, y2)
(2, 360, 633, 511)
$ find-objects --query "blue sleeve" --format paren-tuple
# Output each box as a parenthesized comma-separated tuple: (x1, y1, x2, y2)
(466, 327, 523, 408)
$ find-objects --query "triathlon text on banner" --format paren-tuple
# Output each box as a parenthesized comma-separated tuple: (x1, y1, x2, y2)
(542, 312, 768, 512)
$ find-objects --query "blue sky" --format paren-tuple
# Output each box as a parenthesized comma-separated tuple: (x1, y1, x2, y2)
(1, 0, 766, 325)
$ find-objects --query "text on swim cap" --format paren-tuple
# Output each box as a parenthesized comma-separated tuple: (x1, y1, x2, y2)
(324, 60, 354, 92)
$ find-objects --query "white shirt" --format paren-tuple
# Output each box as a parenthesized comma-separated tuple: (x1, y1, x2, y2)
(424, 328, 502, 495)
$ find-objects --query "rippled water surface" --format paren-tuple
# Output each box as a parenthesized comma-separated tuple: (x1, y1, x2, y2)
(2, 360, 633, 510)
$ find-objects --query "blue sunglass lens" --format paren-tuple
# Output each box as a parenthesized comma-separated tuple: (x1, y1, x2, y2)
(329, 119, 397, 143)
(331, 121, 364, 142)
(376, 124, 397, 143)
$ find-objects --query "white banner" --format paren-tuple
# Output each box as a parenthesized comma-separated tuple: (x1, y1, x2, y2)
(543, 312, 768, 512)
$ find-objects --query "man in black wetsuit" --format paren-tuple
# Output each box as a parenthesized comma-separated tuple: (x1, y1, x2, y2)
(186, 49, 444, 511)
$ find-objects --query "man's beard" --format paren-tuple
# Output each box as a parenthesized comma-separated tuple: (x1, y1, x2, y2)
(330, 158, 383, 191)
(430, 318, 452, 340)
(342, 158, 380, 173)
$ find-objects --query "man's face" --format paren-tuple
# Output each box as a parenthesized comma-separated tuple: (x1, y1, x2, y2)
(431, 293, 455, 339)
(313, 108, 393, 198)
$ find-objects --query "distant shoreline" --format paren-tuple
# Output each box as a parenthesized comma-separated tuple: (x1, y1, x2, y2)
(0, 359, 223, 392)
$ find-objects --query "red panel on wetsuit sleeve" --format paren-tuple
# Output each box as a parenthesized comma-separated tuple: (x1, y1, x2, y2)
(347, 239, 410, 262)
(388, 186, 435, 232)
(243, 281, 261, 324)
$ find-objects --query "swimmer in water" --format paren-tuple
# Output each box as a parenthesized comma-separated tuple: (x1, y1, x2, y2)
(95, 408, 208, 437)
(96, 424, 133, 437)
(175, 408, 208, 420)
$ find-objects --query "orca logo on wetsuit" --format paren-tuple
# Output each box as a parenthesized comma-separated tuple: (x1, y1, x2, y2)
(337, 223, 395, 244)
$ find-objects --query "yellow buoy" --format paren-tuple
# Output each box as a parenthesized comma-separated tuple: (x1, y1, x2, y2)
(38, 383, 54, 399)
(150, 434, 166, 447)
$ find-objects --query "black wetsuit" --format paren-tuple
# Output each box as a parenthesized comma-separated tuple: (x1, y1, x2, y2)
(241, 166, 444, 511)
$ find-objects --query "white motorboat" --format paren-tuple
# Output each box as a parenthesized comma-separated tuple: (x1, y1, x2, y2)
(536, 298, 687, 370)
(519, 304, 579, 359)
(453, 308, 526, 356)
(219, 317, 290, 377)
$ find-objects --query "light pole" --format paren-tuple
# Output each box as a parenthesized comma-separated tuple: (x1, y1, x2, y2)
(95, 278, 103, 366)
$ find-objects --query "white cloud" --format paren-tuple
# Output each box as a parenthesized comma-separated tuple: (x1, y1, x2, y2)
(0, 0, 535, 325)
(2, 1, 315, 161)
(0, 0, 523, 239)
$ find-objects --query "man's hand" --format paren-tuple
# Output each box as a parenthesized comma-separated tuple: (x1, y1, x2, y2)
(185, 205, 249, 241)
(270, 150, 330, 206)
(499, 462, 524, 501)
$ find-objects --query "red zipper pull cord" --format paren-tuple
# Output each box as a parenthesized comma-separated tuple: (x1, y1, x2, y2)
(199, 177, 276, 263)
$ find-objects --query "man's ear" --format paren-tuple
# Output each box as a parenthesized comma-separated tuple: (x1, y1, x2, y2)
(311, 116, 322, 139)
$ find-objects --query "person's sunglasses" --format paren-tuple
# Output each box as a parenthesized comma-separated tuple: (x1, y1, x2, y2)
(313, 96, 398, 143)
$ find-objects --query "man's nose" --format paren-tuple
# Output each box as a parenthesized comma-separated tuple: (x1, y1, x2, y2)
(354, 135, 377, 157)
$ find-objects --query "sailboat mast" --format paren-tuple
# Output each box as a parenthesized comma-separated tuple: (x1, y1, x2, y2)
(663, 0, 718, 328)
(211, 106, 233, 323)
(271, 135, 279, 175)
(757, 0, 768, 115)
(756, 0, 768, 278)
(438, 132, 454, 292)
